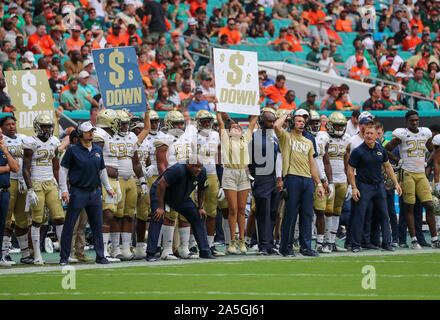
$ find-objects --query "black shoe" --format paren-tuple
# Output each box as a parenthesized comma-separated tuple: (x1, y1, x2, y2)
(268, 247, 280, 255)
(300, 248, 319, 257)
(4, 255, 13, 262)
(210, 246, 225, 256)
(199, 253, 216, 259)
(189, 246, 198, 254)
(59, 259, 69, 266)
(20, 255, 34, 264)
(362, 244, 379, 250)
(399, 243, 409, 248)
(146, 255, 159, 262)
(382, 246, 394, 252)
(420, 242, 430, 247)
(95, 257, 110, 264)
(258, 248, 269, 256)
(280, 248, 295, 257)
(352, 247, 360, 253)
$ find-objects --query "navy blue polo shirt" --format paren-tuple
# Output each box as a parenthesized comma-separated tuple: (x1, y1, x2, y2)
(249, 129, 280, 176)
(0, 150, 10, 188)
(348, 141, 389, 185)
(151, 163, 208, 208)
(61, 142, 105, 190)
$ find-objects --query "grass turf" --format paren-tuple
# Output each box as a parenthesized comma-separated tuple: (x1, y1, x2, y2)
(1, 252, 440, 300)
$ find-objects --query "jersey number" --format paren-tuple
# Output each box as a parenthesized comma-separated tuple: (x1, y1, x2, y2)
(328, 144, 345, 160)
(36, 149, 54, 166)
(7, 145, 23, 159)
(175, 144, 192, 161)
(406, 140, 426, 157)
(197, 143, 217, 157)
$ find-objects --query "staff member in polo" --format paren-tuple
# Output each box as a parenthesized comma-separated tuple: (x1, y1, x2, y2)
(59, 121, 116, 265)
(347, 122, 402, 253)
(274, 112, 325, 257)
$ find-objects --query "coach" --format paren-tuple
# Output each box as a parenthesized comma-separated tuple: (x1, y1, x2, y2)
(59, 121, 115, 265)
(146, 156, 215, 261)
(347, 123, 402, 252)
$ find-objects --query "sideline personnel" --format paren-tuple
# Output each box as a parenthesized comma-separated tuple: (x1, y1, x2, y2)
(59, 121, 115, 265)
(347, 123, 402, 252)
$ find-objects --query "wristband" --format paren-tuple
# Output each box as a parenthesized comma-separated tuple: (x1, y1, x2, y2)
(317, 183, 322, 187)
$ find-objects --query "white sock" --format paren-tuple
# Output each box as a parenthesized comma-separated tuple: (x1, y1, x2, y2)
(244, 236, 251, 245)
(136, 241, 145, 248)
(317, 234, 324, 244)
(179, 227, 190, 249)
(411, 236, 417, 242)
(31, 226, 41, 260)
(222, 218, 230, 245)
(162, 225, 174, 252)
(121, 232, 131, 251)
(17, 234, 30, 258)
(157, 226, 163, 247)
(432, 236, 438, 242)
(331, 216, 340, 234)
(103, 233, 109, 256)
(110, 232, 120, 251)
(330, 233, 336, 244)
(2, 236, 10, 256)
(189, 234, 196, 249)
(324, 216, 332, 243)
(207, 235, 214, 248)
(56, 225, 63, 243)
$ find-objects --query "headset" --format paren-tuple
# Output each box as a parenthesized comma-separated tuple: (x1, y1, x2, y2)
(258, 107, 276, 127)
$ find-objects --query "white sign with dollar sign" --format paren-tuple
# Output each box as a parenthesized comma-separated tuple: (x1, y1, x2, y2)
(213, 48, 260, 115)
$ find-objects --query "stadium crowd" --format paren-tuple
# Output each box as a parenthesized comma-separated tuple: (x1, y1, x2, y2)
(0, 0, 440, 265)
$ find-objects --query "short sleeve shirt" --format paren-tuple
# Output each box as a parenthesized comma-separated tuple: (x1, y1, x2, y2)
(348, 141, 389, 184)
(278, 130, 314, 178)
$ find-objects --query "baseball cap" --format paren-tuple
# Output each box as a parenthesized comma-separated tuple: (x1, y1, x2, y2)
(171, 31, 180, 37)
(6, 47, 18, 54)
(356, 56, 364, 62)
(78, 71, 90, 79)
(78, 121, 96, 133)
(324, 16, 333, 22)
(46, 13, 55, 19)
(317, 18, 325, 24)
(201, 74, 212, 81)
(8, 3, 18, 9)
(294, 109, 310, 117)
(326, 84, 339, 94)
(359, 117, 373, 125)
(431, 10, 439, 15)
(209, 16, 219, 24)
(23, 51, 35, 62)
(83, 59, 93, 67)
(213, 6, 221, 12)
(307, 91, 317, 97)
(72, 25, 82, 32)
(194, 87, 204, 94)
(359, 111, 374, 120)
(188, 17, 198, 26)
(22, 63, 33, 70)
(50, 26, 63, 33)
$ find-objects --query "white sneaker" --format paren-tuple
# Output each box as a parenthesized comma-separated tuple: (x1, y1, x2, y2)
(34, 257, 44, 265)
(135, 246, 146, 260)
(332, 243, 348, 252)
(316, 243, 331, 253)
(411, 240, 422, 249)
(161, 249, 178, 260)
(105, 256, 121, 262)
(68, 257, 78, 263)
(177, 245, 192, 259)
(111, 246, 123, 259)
(121, 248, 134, 261)
(0, 258, 12, 267)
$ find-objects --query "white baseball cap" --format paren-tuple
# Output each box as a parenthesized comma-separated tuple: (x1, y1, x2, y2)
(78, 70, 90, 79)
(23, 51, 35, 62)
(188, 17, 198, 26)
(295, 109, 310, 117)
(78, 121, 96, 133)
(359, 111, 375, 120)
(83, 59, 93, 67)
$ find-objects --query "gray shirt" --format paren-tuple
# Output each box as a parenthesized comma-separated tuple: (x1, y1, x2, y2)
(23, 24, 37, 38)
(310, 26, 328, 44)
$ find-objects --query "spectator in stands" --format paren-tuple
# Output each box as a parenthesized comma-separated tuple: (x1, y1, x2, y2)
(0, 77, 16, 113)
(265, 75, 287, 104)
(380, 86, 408, 110)
(393, 21, 409, 45)
(405, 67, 434, 105)
(2, 48, 21, 72)
(377, 61, 396, 85)
(335, 10, 353, 32)
(190, 0, 206, 17)
(318, 47, 338, 76)
(64, 50, 83, 78)
(199, 73, 216, 111)
(50, 26, 68, 57)
(415, 32, 432, 54)
(187, 87, 210, 111)
(373, 19, 391, 42)
(48, 65, 66, 94)
(285, 25, 303, 52)
(426, 62, 440, 93)
(78, 70, 97, 99)
(363, 85, 386, 110)
(346, 47, 370, 73)
(167, 81, 181, 106)
(115, 2, 140, 28)
(323, 16, 343, 45)
(51, 56, 67, 81)
(395, 61, 413, 87)
(23, 12, 36, 37)
(299, 91, 319, 111)
(183, 17, 198, 38)
(85, 7, 104, 30)
(66, 25, 85, 52)
(272, 0, 293, 20)
(380, 45, 404, 74)
(349, 56, 371, 82)
(346, 110, 360, 136)
(306, 40, 321, 64)
(390, 8, 410, 33)
(154, 86, 176, 111)
(410, 10, 423, 33)
(259, 70, 275, 88)
(60, 77, 99, 111)
(302, 2, 325, 26)
(168, 0, 191, 23)
(310, 19, 329, 46)
(219, 18, 241, 45)
(332, 92, 357, 110)
(208, 16, 220, 37)
(402, 24, 422, 52)
(329, 42, 344, 66)
(179, 79, 193, 108)
(219, 34, 230, 47)
(167, 31, 195, 68)
(106, 23, 125, 47)
(321, 85, 340, 110)
(27, 23, 61, 56)
(428, 10, 440, 33)
(278, 90, 297, 111)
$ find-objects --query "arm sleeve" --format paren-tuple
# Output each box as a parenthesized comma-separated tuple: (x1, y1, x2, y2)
(275, 152, 282, 178)
(100, 168, 112, 191)
(59, 166, 69, 194)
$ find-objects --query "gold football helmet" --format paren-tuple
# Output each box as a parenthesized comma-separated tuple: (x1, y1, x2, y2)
(194, 110, 215, 132)
(150, 110, 160, 121)
(326, 111, 347, 137)
(164, 110, 185, 137)
(115, 109, 131, 136)
(307, 110, 321, 136)
(33, 114, 54, 139)
(97, 109, 118, 133)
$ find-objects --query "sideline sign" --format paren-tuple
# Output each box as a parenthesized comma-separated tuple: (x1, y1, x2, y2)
(92, 46, 147, 112)
(4, 70, 59, 136)
(213, 48, 260, 115)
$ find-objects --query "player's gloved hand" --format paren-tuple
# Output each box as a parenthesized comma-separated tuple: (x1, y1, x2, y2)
(434, 183, 440, 197)
(328, 183, 335, 200)
(143, 165, 154, 178)
(18, 179, 27, 193)
(345, 185, 353, 202)
(396, 159, 403, 169)
(217, 188, 225, 201)
(27, 188, 39, 207)
(141, 183, 149, 196)
(116, 180, 122, 203)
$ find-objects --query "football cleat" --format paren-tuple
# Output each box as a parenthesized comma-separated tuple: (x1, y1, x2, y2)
(75, 254, 94, 263)
(189, 246, 198, 254)
(161, 249, 178, 260)
(316, 242, 331, 253)
(105, 256, 121, 263)
(0, 258, 12, 267)
(20, 256, 34, 264)
(34, 257, 44, 265)
(120, 249, 134, 261)
(300, 248, 319, 257)
(59, 260, 69, 266)
(391, 242, 399, 247)
(382, 246, 395, 252)
(431, 240, 440, 249)
(4, 255, 16, 265)
(68, 257, 78, 263)
(95, 257, 110, 264)
(352, 247, 360, 253)
(411, 240, 422, 249)
(134, 246, 147, 260)
(210, 246, 225, 256)
(146, 255, 159, 262)
(332, 243, 348, 252)
(399, 243, 409, 248)
(177, 245, 198, 259)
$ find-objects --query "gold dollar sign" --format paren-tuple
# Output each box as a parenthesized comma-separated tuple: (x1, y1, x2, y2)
(128, 70, 133, 81)
(246, 74, 251, 83)
(99, 53, 104, 64)
(109, 49, 125, 88)
(226, 52, 244, 87)
(220, 53, 224, 62)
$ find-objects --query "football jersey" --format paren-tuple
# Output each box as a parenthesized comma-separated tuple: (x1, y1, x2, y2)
(348, 134, 364, 155)
(93, 128, 119, 168)
(392, 127, 432, 173)
(114, 132, 138, 179)
(314, 131, 330, 180)
(154, 132, 195, 168)
(433, 134, 440, 146)
(5, 133, 26, 180)
(22, 136, 60, 181)
(145, 131, 167, 176)
(328, 133, 350, 183)
(136, 137, 153, 185)
(196, 130, 220, 175)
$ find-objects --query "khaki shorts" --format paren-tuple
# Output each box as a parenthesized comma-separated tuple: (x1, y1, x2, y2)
(313, 183, 327, 212)
(222, 167, 251, 192)
(31, 180, 65, 224)
(102, 177, 120, 213)
(116, 178, 138, 218)
(136, 185, 149, 221)
(402, 170, 432, 204)
(205, 175, 220, 218)
(325, 182, 347, 216)
(6, 179, 29, 230)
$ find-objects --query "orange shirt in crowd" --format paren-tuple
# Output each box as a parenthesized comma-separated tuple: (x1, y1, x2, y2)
(335, 18, 353, 32)
(139, 62, 151, 77)
(410, 18, 424, 33)
(349, 65, 370, 81)
(190, 1, 206, 17)
(302, 10, 325, 25)
(121, 31, 142, 46)
(179, 91, 192, 101)
(66, 37, 85, 52)
(325, 27, 342, 42)
(335, 100, 355, 110)
(27, 33, 55, 55)
(150, 61, 166, 75)
(265, 85, 288, 103)
(91, 40, 101, 49)
(278, 100, 297, 111)
(286, 34, 303, 52)
(106, 33, 127, 47)
(402, 35, 422, 51)
(218, 27, 241, 44)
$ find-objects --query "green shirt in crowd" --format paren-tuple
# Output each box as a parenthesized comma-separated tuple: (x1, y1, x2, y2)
(406, 78, 432, 97)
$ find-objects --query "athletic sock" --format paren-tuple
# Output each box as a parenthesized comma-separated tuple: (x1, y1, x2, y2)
(157, 226, 163, 247)
(222, 218, 230, 245)
(324, 216, 332, 243)
(162, 225, 175, 252)
(55, 225, 63, 243)
(331, 216, 340, 235)
(317, 234, 324, 244)
(110, 232, 121, 252)
(17, 234, 30, 258)
(178, 227, 190, 250)
(411, 236, 417, 242)
(31, 226, 41, 260)
(189, 234, 196, 249)
(432, 236, 438, 242)
(244, 236, 251, 245)
(121, 232, 131, 251)
(2, 236, 10, 257)
(136, 241, 145, 248)
(103, 233, 110, 256)
(207, 235, 214, 248)
(330, 233, 336, 244)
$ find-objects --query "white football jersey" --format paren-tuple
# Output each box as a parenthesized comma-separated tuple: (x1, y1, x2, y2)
(136, 137, 153, 184)
(93, 128, 119, 168)
(22, 136, 60, 182)
(145, 131, 167, 176)
(393, 127, 432, 173)
(5, 133, 26, 180)
(328, 133, 350, 183)
(348, 133, 364, 155)
(315, 131, 330, 180)
(433, 134, 440, 146)
(196, 130, 220, 175)
(154, 132, 195, 168)
(114, 132, 138, 179)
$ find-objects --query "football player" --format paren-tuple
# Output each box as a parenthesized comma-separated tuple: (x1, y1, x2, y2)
(433, 131, 440, 198)
(22, 115, 64, 265)
(1, 116, 30, 264)
(323, 112, 349, 252)
(110, 110, 148, 260)
(93, 109, 122, 262)
(152, 110, 196, 260)
(385, 110, 440, 249)
(308, 110, 333, 254)
(192, 110, 224, 256)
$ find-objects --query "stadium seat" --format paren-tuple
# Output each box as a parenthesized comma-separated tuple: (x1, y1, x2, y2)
(254, 38, 269, 45)
(417, 101, 436, 111)
(399, 51, 412, 60)
(33, 54, 44, 63)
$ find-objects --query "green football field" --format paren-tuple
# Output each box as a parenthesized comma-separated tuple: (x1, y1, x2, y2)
(1, 247, 440, 300)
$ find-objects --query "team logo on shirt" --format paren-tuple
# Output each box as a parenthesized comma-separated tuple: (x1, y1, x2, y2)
(193, 181, 198, 185)
(377, 152, 382, 156)
(96, 153, 101, 158)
